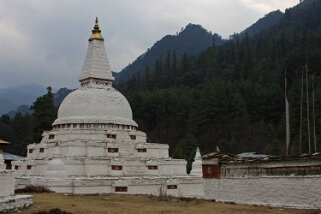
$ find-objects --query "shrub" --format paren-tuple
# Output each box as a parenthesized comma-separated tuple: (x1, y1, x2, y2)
(15, 185, 53, 193)
(33, 208, 72, 214)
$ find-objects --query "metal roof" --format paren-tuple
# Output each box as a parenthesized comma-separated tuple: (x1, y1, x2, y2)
(3, 152, 24, 161)
(202, 152, 321, 163)
(237, 152, 268, 158)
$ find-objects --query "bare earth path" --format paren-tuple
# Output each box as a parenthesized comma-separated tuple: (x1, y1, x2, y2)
(19, 193, 316, 214)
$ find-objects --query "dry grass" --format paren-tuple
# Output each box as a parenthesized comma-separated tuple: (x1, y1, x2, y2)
(18, 193, 317, 214)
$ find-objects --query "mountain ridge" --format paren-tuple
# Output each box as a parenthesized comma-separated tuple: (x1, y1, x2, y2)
(115, 23, 223, 84)
(238, 10, 284, 38)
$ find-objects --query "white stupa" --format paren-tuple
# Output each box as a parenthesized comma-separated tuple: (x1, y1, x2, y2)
(13, 19, 203, 197)
(190, 148, 202, 177)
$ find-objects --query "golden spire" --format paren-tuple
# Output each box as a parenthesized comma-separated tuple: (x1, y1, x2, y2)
(89, 17, 104, 41)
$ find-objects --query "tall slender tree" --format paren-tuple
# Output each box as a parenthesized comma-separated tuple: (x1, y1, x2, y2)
(285, 68, 290, 155)
(305, 64, 311, 153)
(312, 73, 317, 153)
(299, 71, 304, 153)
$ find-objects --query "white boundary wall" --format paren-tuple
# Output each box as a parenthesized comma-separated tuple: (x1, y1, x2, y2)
(16, 176, 204, 198)
(0, 170, 33, 212)
(0, 195, 33, 212)
(204, 176, 321, 209)
(0, 171, 14, 197)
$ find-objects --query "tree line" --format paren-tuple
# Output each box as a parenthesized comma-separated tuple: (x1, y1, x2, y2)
(0, 87, 56, 156)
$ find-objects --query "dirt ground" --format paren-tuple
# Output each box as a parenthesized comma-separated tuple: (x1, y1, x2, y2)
(18, 193, 318, 214)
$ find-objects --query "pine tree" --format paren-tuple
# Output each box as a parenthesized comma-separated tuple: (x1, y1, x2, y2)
(30, 87, 57, 143)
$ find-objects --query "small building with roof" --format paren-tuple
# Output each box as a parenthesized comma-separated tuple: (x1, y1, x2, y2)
(0, 139, 32, 212)
(3, 152, 24, 170)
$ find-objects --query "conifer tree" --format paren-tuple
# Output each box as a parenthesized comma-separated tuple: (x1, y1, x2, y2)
(30, 86, 57, 143)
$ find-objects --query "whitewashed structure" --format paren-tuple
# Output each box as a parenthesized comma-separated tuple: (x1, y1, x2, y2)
(0, 140, 32, 212)
(13, 19, 203, 197)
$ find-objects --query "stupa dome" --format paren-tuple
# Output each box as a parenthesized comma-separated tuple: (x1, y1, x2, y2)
(53, 87, 137, 126)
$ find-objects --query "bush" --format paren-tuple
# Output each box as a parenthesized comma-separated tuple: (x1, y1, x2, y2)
(15, 185, 53, 193)
(33, 208, 72, 214)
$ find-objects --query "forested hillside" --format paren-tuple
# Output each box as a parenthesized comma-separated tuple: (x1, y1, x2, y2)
(118, 0, 321, 165)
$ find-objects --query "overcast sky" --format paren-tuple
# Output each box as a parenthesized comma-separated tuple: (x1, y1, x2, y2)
(0, 0, 298, 89)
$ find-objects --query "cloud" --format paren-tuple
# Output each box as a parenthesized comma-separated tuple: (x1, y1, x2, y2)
(242, 0, 297, 13)
(0, 0, 298, 89)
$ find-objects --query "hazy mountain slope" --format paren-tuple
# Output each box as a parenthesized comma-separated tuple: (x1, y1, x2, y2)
(0, 97, 15, 115)
(0, 84, 46, 115)
(4, 87, 73, 118)
(53, 87, 74, 107)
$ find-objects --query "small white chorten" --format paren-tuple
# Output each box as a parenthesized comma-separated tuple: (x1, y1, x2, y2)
(190, 148, 203, 177)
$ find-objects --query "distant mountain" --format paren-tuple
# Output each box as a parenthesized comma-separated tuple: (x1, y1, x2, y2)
(7, 105, 31, 118)
(0, 97, 15, 116)
(4, 87, 74, 118)
(239, 10, 284, 38)
(53, 87, 74, 107)
(299, 0, 318, 7)
(115, 23, 223, 83)
(0, 84, 46, 115)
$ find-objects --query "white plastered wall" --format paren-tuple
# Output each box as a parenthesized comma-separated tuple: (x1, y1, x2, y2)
(0, 171, 14, 197)
(204, 176, 321, 209)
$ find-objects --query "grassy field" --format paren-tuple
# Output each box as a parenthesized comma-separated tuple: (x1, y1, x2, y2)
(19, 193, 316, 214)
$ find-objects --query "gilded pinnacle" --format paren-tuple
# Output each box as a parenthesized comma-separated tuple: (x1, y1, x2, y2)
(89, 17, 104, 41)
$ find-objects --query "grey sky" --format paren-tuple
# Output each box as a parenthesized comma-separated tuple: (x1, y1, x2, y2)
(0, 0, 298, 89)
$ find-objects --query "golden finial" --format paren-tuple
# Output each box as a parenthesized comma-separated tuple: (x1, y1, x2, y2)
(89, 17, 104, 41)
